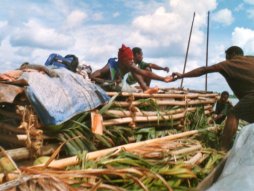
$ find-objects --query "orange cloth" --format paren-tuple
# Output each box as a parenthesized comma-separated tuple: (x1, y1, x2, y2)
(118, 44, 133, 61)
(0, 70, 23, 81)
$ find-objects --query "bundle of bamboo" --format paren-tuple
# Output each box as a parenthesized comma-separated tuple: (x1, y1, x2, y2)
(0, 88, 226, 190)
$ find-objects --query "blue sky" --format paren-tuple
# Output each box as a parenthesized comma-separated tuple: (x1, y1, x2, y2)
(1, 0, 254, 95)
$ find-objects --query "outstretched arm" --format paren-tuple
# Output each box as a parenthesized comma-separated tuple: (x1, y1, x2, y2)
(172, 64, 222, 80)
(20, 63, 58, 77)
(149, 63, 169, 72)
(131, 72, 149, 90)
(127, 63, 173, 82)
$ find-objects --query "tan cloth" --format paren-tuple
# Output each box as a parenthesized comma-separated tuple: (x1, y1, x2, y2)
(0, 70, 23, 82)
(216, 56, 254, 99)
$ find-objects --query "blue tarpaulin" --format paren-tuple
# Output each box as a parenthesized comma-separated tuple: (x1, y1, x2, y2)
(20, 68, 109, 126)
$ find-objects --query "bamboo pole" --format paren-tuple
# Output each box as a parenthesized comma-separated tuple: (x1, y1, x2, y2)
(0, 135, 25, 146)
(103, 112, 186, 126)
(113, 99, 216, 107)
(181, 12, 195, 88)
(107, 92, 218, 99)
(170, 144, 202, 155)
(134, 121, 181, 129)
(0, 122, 25, 134)
(105, 105, 212, 118)
(205, 11, 210, 91)
(6, 145, 57, 161)
(104, 108, 185, 117)
(103, 108, 212, 126)
(41, 126, 219, 169)
(0, 109, 20, 120)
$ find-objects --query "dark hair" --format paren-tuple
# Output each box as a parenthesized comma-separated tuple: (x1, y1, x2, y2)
(225, 46, 244, 59)
(221, 91, 229, 97)
(132, 47, 142, 55)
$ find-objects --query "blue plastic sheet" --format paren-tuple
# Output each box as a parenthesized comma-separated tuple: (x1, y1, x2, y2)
(21, 68, 109, 125)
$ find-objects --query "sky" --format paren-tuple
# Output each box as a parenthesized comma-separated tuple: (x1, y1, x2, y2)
(1, 0, 254, 95)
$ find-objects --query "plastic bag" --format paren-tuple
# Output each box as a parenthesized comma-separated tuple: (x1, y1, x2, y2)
(207, 123, 254, 191)
(121, 73, 139, 93)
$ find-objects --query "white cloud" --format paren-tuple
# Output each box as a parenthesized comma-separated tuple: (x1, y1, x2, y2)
(10, 19, 74, 50)
(0, 21, 8, 28)
(235, 3, 244, 12)
(232, 27, 254, 53)
(113, 12, 120, 18)
(131, 0, 217, 57)
(0, 38, 23, 71)
(65, 10, 87, 28)
(246, 9, 254, 20)
(244, 0, 254, 5)
(92, 13, 103, 21)
(169, 0, 217, 19)
(212, 9, 234, 26)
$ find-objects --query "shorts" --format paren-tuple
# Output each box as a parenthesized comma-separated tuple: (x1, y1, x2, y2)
(232, 93, 254, 123)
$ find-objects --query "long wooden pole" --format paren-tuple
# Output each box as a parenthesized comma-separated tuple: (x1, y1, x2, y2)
(205, 11, 210, 91)
(42, 126, 219, 169)
(113, 99, 216, 107)
(107, 92, 218, 98)
(180, 12, 195, 88)
(103, 110, 212, 126)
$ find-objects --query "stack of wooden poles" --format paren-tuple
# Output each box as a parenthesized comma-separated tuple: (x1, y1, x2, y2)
(92, 89, 219, 132)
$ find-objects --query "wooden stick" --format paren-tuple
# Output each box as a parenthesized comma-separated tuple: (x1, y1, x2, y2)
(105, 105, 212, 118)
(205, 11, 210, 91)
(107, 92, 218, 98)
(113, 99, 216, 107)
(16, 134, 54, 141)
(104, 108, 185, 118)
(184, 152, 202, 165)
(103, 109, 212, 126)
(0, 109, 20, 119)
(103, 112, 186, 126)
(0, 122, 25, 134)
(42, 126, 219, 169)
(0, 135, 25, 146)
(170, 144, 202, 155)
(91, 110, 103, 135)
(181, 12, 195, 88)
(6, 145, 57, 161)
(134, 121, 181, 129)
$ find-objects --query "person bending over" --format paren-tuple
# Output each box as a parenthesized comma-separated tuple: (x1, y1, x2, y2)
(91, 44, 172, 91)
(126, 47, 169, 87)
(172, 46, 254, 151)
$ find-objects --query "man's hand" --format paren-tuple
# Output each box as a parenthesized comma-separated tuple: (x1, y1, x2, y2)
(164, 67, 169, 73)
(172, 72, 183, 80)
(164, 75, 174, 82)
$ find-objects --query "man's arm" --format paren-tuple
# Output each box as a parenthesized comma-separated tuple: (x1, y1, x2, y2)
(131, 72, 149, 90)
(90, 64, 110, 83)
(127, 63, 173, 82)
(149, 63, 169, 72)
(20, 63, 58, 77)
(172, 64, 222, 80)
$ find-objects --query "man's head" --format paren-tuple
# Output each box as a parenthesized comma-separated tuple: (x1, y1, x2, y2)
(220, 91, 229, 103)
(118, 44, 133, 66)
(225, 46, 244, 60)
(132, 47, 143, 63)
